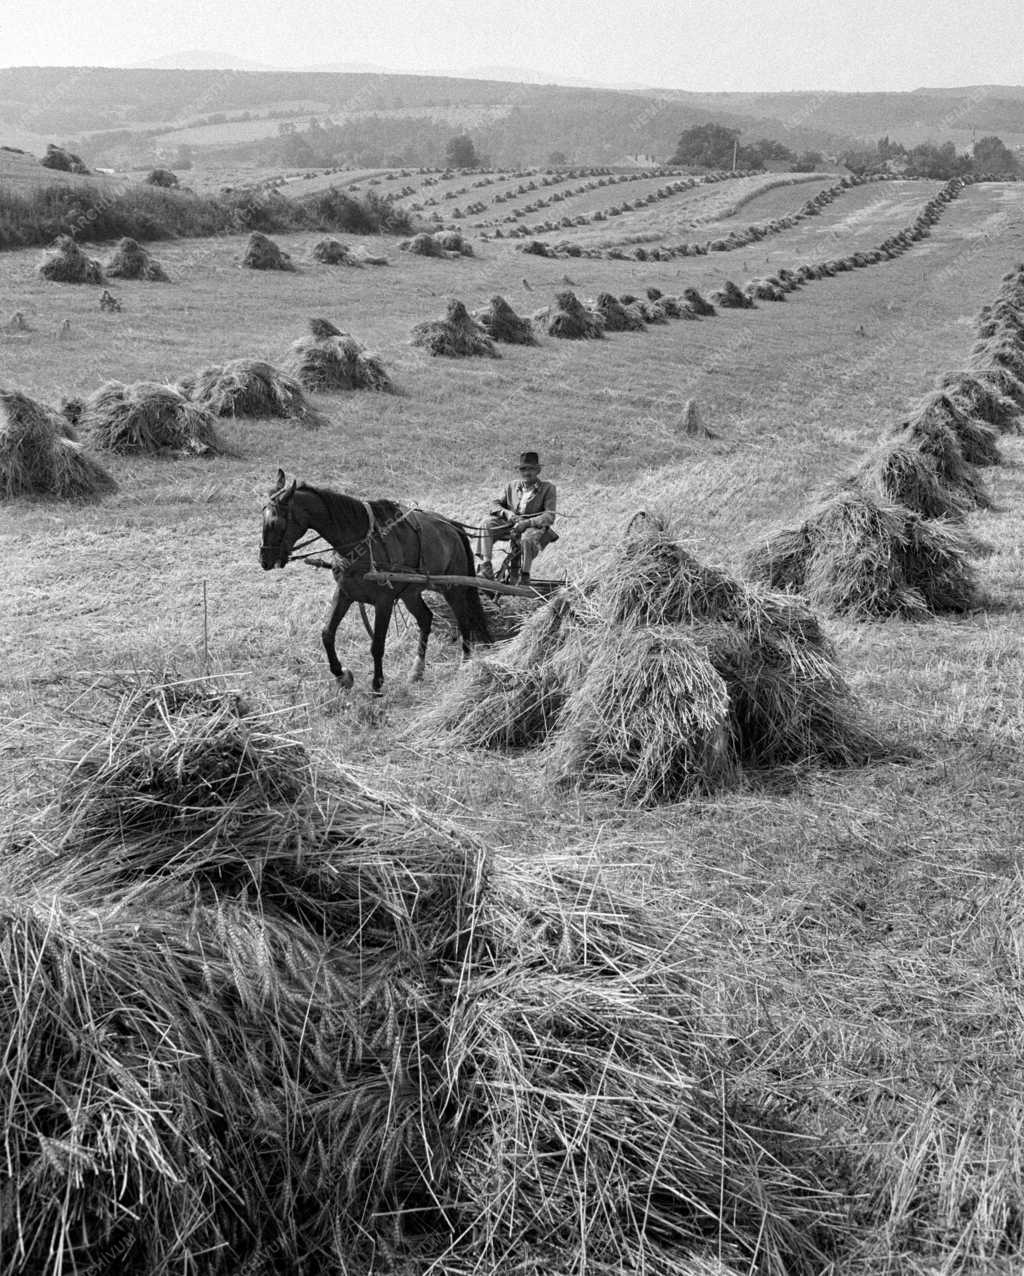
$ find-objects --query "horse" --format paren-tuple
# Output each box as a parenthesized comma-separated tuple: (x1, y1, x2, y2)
(260, 469, 491, 692)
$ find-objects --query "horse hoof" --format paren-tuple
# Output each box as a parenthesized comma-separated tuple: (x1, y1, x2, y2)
(335, 671, 354, 690)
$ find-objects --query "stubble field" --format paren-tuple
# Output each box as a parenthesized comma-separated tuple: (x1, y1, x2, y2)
(1, 168, 1023, 1274)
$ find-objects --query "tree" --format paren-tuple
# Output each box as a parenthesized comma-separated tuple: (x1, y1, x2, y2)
(445, 134, 479, 168)
(548, 150, 569, 166)
(669, 124, 742, 169)
(144, 167, 179, 188)
(790, 150, 824, 172)
(973, 135, 1019, 175)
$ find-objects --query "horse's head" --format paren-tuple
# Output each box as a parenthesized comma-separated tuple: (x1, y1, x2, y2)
(260, 469, 304, 569)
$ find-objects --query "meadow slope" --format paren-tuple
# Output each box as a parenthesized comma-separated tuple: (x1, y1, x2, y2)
(1, 176, 1023, 1273)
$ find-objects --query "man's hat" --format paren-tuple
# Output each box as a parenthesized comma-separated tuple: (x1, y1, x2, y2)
(518, 450, 540, 468)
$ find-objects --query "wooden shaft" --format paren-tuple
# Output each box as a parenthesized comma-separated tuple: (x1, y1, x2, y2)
(363, 569, 544, 599)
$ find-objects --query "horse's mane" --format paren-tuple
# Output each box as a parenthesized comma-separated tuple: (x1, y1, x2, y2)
(297, 482, 405, 527)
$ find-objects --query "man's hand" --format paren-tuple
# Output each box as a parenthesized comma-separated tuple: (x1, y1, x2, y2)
(512, 518, 531, 534)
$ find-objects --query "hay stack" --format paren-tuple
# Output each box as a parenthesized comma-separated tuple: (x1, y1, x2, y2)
(595, 291, 646, 331)
(182, 358, 329, 427)
(546, 289, 605, 339)
(745, 487, 984, 618)
(81, 381, 225, 456)
(411, 300, 499, 358)
(285, 329, 392, 392)
(312, 237, 358, 264)
(38, 235, 104, 284)
(426, 515, 878, 793)
(241, 231, 294, 271)
(854, 441, 974, 520)
(898, 392, 1001, 467)
(104, 237, 169, 281)
(940, 369, 1023, 433)
(435, 229, 474, 256)
(401, 231, 444, 257)
(0, 386, 117, 500)
(892, 409, 994, 508)
(682, 287, 715, 316)
(543, 623, 737, 802)
(0, 675, 838, 1275)
(474, 295, 538, 344)
(971, 335, 1024, 384)
(710, 280, 754, 309)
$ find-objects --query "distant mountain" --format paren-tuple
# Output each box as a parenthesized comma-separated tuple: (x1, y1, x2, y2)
(2, 66, 1021, 170)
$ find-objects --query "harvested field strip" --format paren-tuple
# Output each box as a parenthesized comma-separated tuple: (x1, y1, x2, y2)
(743, 248, 1021, 618)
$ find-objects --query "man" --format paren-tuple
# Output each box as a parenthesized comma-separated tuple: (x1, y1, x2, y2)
(477, 451, 557, 583)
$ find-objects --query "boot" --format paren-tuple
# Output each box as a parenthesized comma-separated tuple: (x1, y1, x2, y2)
(479, 561, 494, 580)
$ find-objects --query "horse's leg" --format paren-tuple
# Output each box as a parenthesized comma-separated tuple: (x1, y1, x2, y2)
(370, 594, 395, 694)
(401, 591, 433, 682)
(322, 585, 354, 687)
(446, 589, 474, 662)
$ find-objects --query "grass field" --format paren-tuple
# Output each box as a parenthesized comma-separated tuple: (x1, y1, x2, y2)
(2, 172, 1024, 1273)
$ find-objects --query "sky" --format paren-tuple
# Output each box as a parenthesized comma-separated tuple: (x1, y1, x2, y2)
(0, 0, 1019, 93)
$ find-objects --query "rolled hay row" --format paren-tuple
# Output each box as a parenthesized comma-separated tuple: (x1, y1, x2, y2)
(595, 291, 646, 331)
(744, 487, 986, 619)
(285, 325, 392, 392)
(474, 294, 538, 344)
(38, 234, 104, 284)
(411, 299, 499, 358)
(709, 280, 755, 309)
(939, 369, 1023, 433)
(104, 236, 169, 281)
(241, 231, 294, 271)
(683, 286, 715, 316)
(0, 386, 117, 500)
(0, 675, 840, 1276)
(181, 358, 330, 427)
(80, 381, 226, 456)
(312, 237, 359, 264)
(546, 289, 605, 339)
(898, 391, 1001, 467)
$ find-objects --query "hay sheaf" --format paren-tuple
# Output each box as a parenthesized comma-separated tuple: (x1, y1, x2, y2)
(709, 280, 754, 309)
(424, 515, 878, 796)
(854, 441, 973, 520)
(81, 381, 225, 456)
(38, 235, 104, 284)
(181, 358, 330, 428)
(241, 231, 294, 271)
(0, 676, 841, 1276)
(546, 289, 605, 339)
(312, 237, 359, 264)
(474, 295, 538, 344)
(940, 369, 1023, 433)
(595, 291, 646, 332)
(411, 299, 499, 358)
(899, 392, 1001, 467)
(893, 412, 994, 508)
(744, 487, 985, 619)
(0, 386, 117, 500)
(285, 330, 392, 392)
(104, 237, 169, 281)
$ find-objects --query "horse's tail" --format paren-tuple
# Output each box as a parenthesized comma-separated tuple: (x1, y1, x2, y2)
(454, 527, 493, 644)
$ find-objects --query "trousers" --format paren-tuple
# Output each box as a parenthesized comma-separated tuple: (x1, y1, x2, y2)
(477, 515, 554, 572)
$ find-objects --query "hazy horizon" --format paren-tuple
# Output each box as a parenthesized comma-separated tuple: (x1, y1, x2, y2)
(1, 0, 1019, 94)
